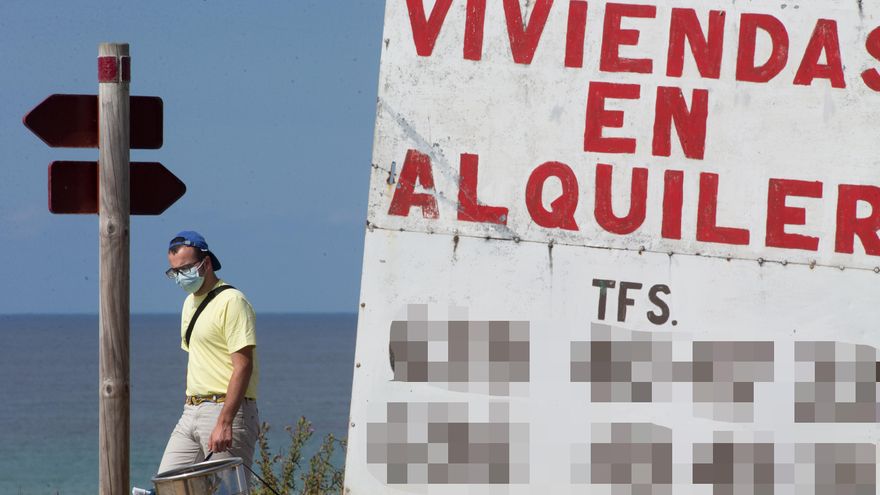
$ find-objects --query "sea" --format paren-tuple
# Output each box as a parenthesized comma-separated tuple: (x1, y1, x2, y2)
(0, 313, 357, 495)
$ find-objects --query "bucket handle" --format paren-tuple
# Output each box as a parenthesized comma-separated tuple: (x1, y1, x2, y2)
(204, 451, 282, 495)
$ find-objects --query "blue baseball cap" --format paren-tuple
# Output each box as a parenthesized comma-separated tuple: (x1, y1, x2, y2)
(168, 230, 221, 271)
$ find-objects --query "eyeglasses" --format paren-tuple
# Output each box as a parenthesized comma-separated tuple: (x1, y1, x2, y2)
(165, 257, 206, 279)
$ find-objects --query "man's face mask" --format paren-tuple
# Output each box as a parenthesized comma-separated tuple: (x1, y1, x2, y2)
(169, 258, 207, 294)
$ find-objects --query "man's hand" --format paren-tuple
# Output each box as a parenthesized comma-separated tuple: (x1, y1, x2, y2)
(208, 418, 234, 453)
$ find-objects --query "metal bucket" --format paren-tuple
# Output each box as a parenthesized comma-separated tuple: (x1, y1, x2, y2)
(152, 457, 250, 495)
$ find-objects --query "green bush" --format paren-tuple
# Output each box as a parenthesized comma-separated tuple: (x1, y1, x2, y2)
(250, 417, 346, 495)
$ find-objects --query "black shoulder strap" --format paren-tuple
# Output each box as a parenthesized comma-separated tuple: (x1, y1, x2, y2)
(185, 285, 236, 348)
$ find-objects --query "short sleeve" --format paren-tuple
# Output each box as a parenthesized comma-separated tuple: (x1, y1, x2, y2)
(221, 294, 257, 353)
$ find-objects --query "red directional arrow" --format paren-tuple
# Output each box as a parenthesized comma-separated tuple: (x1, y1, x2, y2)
(49, 161, 185, 214)
(24, 94, 163, 149)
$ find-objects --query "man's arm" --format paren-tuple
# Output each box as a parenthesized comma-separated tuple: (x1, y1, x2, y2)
(208, 345, 254, 453)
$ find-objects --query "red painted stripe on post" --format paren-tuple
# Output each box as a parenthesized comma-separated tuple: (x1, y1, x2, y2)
(121, 56, 131, 82)
(98, 56, 118, 82)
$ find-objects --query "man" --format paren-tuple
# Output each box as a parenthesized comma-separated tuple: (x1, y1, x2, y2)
(158, 230, 260, 474)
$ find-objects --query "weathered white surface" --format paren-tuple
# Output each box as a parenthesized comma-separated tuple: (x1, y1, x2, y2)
(346, 0, 880, 492)
(346, 230, 879, 493)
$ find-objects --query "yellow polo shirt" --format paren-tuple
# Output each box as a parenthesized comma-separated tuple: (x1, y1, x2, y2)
(180, 280, 259, 399)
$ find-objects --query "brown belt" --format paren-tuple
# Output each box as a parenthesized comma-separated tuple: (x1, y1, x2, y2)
(186, 394, 226, 405)
(185, 394, 256, 406)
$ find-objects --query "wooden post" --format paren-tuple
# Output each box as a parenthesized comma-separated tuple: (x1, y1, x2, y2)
(98, 42, 130, 495)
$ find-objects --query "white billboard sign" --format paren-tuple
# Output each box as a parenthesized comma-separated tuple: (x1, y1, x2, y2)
(345, 0, 880, 493)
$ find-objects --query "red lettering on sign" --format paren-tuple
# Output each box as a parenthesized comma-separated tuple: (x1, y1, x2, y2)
(765, 179, 822, 251)
(861, 27, 880, 91)
(666, 8, 725, 79)
(696, 173, 750, 244)
(388, 149, 440, 219)
(653, 87, 709, 160)
(503, 0, 554, 65)
(464, 0, 487, 61)
(406, 0, 454, 57)
(565, 1, 589, 68)
(736, 14, 789, 83)
(835, 184, 880, 255)
(662, 170, 684, 240)
(600, 3, 657, 73)
(458, 153, 509, 224)
(584, 82, 640, 154)
(794, 20, 846, 88)
(594, 164, 648, 234)
(526, 161, 580, 230)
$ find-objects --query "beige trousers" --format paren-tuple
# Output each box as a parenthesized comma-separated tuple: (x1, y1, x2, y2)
(157, 399, 260, 475)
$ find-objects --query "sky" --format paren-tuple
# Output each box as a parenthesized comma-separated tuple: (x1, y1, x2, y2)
(0, 0, 386, 313)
